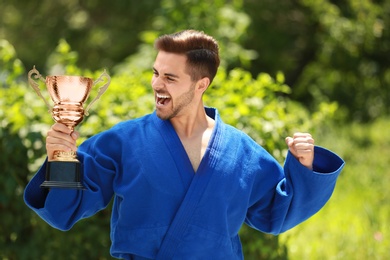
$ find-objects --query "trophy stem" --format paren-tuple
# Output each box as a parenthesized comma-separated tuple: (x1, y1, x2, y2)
(52, 102, 85, 128)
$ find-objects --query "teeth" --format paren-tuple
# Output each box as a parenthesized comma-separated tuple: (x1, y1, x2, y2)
(157, 93, 170, 99)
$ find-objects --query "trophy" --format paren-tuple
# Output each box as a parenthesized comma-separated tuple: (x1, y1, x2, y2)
(28, 66, 111, 189)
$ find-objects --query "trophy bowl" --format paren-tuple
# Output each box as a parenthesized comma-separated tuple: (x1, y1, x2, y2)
(48, 75, 93, 129)
(28, 67, 110, 189)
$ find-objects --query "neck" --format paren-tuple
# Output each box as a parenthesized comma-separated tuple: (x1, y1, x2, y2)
(170, 103, 211, 138)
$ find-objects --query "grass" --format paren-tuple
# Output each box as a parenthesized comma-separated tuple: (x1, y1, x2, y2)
(279, 118, 390, 260)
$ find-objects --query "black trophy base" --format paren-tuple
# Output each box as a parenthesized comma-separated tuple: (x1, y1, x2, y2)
(41, 161, 85, 190)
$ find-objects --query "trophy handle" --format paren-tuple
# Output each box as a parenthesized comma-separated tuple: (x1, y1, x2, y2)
(84, 69, 111, 116)
(28, 66, 52, 112)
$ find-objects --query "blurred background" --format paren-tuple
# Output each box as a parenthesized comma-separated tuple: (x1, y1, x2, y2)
(1, 0, 389, 259)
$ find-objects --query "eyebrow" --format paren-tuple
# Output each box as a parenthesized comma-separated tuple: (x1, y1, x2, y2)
(153, 67, 180, 79)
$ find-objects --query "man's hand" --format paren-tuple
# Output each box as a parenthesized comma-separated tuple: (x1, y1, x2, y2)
(285, 133, 314, 170)
(46, 123, 79, 161)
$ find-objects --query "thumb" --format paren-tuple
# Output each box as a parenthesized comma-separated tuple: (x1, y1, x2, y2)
(285, 136, 293, 148)
(285, 136, 297, 157)
(71, 131, 79, 140)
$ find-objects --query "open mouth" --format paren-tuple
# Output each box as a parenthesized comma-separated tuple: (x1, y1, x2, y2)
(156, 93, 171, 106)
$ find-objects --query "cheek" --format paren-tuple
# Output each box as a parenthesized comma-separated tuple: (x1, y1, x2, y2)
(151, 76, 156, 86)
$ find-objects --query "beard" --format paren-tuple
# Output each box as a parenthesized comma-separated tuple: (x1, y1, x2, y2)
(156, 83, 195, 121)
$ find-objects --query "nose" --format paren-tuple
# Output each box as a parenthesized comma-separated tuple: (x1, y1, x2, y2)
(151, 75, 164, 91)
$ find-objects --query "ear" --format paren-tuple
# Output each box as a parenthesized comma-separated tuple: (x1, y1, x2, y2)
(196, 77, 210, 93)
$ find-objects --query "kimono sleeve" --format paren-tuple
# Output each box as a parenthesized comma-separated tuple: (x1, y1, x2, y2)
(245, 146, 345, 235)
(23, 131, 119, 231)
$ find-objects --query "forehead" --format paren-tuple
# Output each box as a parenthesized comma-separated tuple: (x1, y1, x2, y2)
(154, 51, 188, 73)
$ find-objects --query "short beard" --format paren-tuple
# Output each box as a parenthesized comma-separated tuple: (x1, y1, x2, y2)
(157, 83, 195, 121)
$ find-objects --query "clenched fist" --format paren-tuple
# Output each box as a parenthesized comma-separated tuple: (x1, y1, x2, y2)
(46, 123, 80, 161)
(285, 133, 314, 170)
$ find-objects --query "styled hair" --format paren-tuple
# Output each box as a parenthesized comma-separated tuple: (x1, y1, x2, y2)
(154, 30, 220, 84)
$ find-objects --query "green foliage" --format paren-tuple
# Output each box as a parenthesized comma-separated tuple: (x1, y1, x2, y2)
(115, 0, 256, 75)
(1, 0, 389, 258)
(153, 0, 256, 68)
(0, 39, 24, 86)
(292, 0, 390, 121)
(0, 0, 158, 71)
(0, 37, 331, 259)
(0, 39, 113, 259)
(279, 118, 390, 259)
(206, 69, 291, 161)
(241, 0, 390, 121)
(3, 0, 390, 121)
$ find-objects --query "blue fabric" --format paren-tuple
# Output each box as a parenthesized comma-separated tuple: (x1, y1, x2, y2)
(24, 107, 345, 259)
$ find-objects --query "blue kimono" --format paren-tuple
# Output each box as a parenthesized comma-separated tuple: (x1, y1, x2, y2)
(24, 107, 344, 259)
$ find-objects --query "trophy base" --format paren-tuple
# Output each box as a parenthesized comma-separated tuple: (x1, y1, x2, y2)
(41, 161, 85, 190)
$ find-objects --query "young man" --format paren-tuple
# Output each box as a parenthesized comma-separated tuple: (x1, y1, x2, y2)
(24, 30, 344, 259)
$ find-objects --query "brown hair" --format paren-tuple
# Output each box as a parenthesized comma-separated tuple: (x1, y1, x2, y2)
(154, 30, 220, 84)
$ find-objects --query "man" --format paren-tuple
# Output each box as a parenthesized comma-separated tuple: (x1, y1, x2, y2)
(24, 30, 344, 259)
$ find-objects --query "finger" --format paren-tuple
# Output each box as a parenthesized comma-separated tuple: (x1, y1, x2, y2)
(46, 135, 77, 151)
(71, 131, 80, 140)
(47, 128, 76, 144)
(285, 136, 294, 147)
(292, 134, 314, 145)
(294, 142, 314, 152)
(52, 122, 73, 134)
(295, 140, 314, 147)
(293, 132, 312, 138)
(294, 137, 314, 145)
(46, 124, 78, 152)
(46, 135, 78, 161)
(46, 142, 76, 153)
(285, 136, 300, 159)
(48, 123, 79, 141)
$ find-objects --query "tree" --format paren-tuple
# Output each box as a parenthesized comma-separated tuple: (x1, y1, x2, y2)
(3, 0, 389, 120)
(242, 0, 390, 121)
(0, 36, 338, 259)
(0, 0, 157, 71)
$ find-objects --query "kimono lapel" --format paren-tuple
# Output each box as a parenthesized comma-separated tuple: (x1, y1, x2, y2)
(155, 108, 223, 259)
(152, 111, 195, 189)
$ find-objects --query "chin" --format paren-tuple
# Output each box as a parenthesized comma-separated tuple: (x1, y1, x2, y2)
(156, 110, 171, 121)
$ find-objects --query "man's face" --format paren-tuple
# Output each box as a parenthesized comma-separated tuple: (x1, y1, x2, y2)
(151, 51, 196, 120)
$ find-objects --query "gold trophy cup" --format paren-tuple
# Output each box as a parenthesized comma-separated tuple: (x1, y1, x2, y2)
(28, 66, 111, 189)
